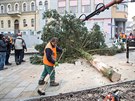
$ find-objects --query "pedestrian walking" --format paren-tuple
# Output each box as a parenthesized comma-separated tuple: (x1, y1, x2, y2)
(14, 33, 26, 65)
(0, 34, 7, 70)
(38, 37, 63, 86)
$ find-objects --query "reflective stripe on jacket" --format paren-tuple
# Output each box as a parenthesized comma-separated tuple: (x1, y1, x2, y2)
(43, 42, 57, 66)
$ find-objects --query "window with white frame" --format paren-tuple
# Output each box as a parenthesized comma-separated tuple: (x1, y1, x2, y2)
(30, 31, 34, 35)
(7, 4, 12, 12)
(31, 2, 35, 11)
(58, 7, 66, 14)
(116, 4, 128, 12)
(81, 0, 91, 13)
(58, 0, 66, 14)
(23, 3, 27, 12)
(8, 20, 11, 28)
(39, 1, 43, 5)
(15, 3, 19, 11)
(1, 5, 4, 13)
(1, 20, 4, 28)
(69, 0, 78, 13)
(23, 19, 27, 27)
(31, 18, 34, 27)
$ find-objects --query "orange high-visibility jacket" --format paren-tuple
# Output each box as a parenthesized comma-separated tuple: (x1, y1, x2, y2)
(122, 34, 126, 39)
(9, 37, 13, 44)
(43, 42, 57, 66)
(120, 33, 123, 38)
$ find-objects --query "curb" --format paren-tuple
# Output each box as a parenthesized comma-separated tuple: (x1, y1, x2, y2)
(21, 80, 135, 101)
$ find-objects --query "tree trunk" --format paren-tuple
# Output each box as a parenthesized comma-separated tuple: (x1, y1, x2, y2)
(90, 59, 121, 82)
(79, 49, 121, 82)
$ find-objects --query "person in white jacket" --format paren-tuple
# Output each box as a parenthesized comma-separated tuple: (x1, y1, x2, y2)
(14, 33, 26, 65)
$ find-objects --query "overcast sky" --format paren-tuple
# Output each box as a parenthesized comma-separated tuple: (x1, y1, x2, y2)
(128, 2, 135, 21)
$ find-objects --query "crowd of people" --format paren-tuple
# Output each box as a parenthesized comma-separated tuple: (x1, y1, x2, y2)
(113, 32, 134, 46)
(0, 33, 27, 71)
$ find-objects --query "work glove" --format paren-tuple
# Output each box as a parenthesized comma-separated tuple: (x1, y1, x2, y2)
(63, 48, 66, 52)
(55, 62, 59, 67)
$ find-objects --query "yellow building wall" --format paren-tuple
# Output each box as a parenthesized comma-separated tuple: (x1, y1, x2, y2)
(0, 12, 40, 32)
(0, 16, 14, 31)
(20, 14, 35, 30)
(111, 5, 128, 19)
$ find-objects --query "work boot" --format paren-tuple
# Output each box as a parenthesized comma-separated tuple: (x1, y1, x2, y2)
(38, 80, 45, 85)
(50, 81, 59, 86)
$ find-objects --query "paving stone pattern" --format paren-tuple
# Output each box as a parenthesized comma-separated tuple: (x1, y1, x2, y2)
(0, 55, 43, 101)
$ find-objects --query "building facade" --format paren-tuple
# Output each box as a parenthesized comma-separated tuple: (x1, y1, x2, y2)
(56, 0, 128, 43)
(0, 0, 44, 47)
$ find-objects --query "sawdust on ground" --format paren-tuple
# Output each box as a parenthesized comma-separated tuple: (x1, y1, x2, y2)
(42, 52, 135, 97)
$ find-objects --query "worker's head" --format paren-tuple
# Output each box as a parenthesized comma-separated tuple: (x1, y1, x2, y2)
(17, 33, 22, 36)
(122, 32, 125, 34)
(50, 37, 58, 47)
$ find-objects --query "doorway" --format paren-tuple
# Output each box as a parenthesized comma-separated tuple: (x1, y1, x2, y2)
(14, 19, 19, 36)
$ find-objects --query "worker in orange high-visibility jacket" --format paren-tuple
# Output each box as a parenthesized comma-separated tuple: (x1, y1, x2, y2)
(119, 32, 123, 39)
(122, 32, 127, 42)
(38, 37, 63, 86)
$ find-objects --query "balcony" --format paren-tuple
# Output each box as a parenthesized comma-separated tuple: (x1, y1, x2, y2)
(7, 11, 21, 17)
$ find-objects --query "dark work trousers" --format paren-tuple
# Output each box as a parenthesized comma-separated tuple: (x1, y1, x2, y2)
(22, 49, 24, 61)
(15, 49, 23, 64)
(40, 65, 55, 82)
(5, 51, 11, 64)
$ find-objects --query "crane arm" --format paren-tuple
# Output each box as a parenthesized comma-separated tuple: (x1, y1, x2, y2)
(80, 0, 124, 22)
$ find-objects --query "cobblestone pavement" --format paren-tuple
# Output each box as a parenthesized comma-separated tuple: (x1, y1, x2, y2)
(0, 55, 43, 101)
(0, 51, 135, 101)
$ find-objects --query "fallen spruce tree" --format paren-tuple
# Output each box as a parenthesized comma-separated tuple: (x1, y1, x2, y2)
(32, 10, 122, 82)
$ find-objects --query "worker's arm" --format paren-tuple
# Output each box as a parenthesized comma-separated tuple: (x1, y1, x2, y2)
(45, 48, 55, 64)
(56, 46, 62, 53)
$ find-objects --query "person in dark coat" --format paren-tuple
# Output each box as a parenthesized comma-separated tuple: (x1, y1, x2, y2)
(5, 36, 12, 65)
(14, 33, 26, 65)
(0, 34, 7, 70)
